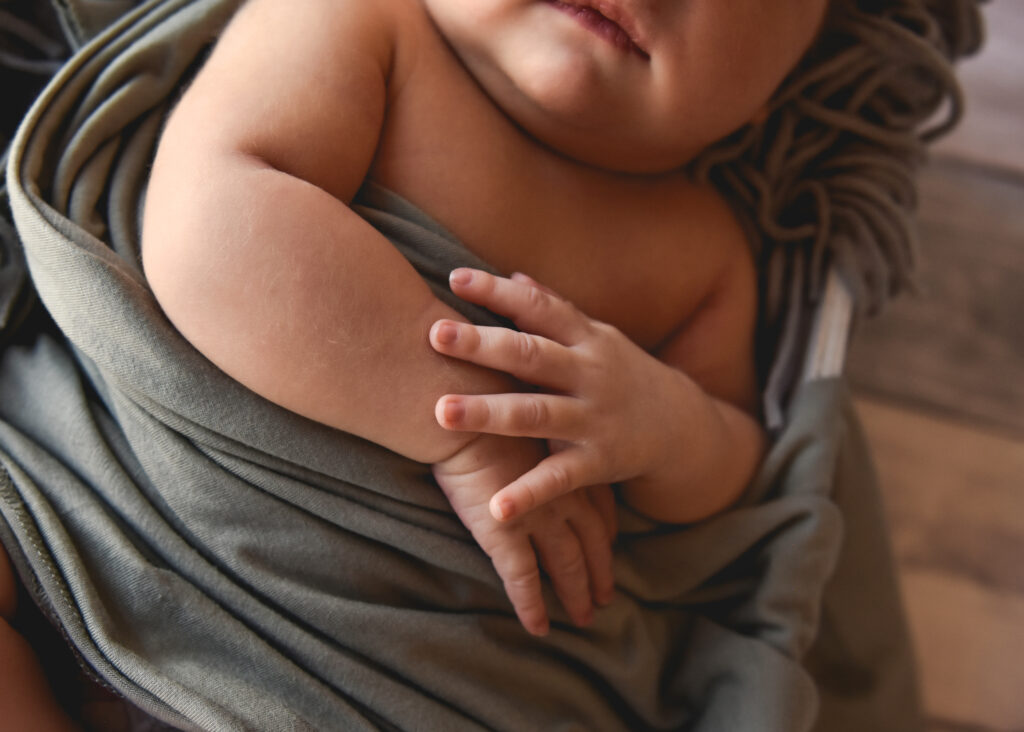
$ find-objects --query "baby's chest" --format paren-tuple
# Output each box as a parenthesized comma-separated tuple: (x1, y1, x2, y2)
(371, 121, 746, 354)
(368, 11, 751, 351)
(447, 198, 734, 351)
(371, 129, 747, 350)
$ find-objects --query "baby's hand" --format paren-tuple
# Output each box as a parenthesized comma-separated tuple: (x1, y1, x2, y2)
(432, 433, 615, 636)
(430, 268, 690, 522)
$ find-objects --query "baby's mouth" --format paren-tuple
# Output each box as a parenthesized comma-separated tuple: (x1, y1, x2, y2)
(544, 0, 650, 61)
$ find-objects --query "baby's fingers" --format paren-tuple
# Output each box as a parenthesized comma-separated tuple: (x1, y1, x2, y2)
(436, 393, 585, 441)
(489, 450, 594, 522)
(570, 504, 616, 606)
(509, 271, 559, 297)
(490, 541, 550, 636)
(430, 320, 575, 391)
(448, 269, 590, 345)
(533, 527, 593, 628)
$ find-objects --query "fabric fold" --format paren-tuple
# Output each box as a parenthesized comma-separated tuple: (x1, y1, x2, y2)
(0, 1, 921, 729)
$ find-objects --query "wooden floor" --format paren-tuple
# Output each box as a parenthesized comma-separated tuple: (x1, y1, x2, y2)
(846, 3, 1024, 730)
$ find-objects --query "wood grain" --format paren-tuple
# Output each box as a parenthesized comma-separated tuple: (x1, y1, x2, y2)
(855, 396, 1024, 593)
(847, 155, 1024, 437)
(854, 396, 1024, 731)
(903, 570, 1024, 731)
(847, 7, 1024, 725)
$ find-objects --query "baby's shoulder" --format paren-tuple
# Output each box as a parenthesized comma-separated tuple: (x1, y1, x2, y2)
(217, 0, 401, 69)
(657, 178, 755, 282)
(164, 0, 419, 203)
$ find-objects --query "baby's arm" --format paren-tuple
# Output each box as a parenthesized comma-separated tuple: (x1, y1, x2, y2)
(429, 268, 766, 525)
(142, 0, 611, 631)
(143, 0, 492, 463)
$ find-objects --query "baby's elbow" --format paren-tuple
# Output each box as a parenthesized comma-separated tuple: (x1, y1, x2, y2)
(141, 139, 255, 337)
(141, 193, 208, 334)
(141, 182, 248, 366)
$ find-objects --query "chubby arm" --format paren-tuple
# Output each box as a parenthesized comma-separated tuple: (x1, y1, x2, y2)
(143, 0, 507, 463)
(142, 0, 615, 633)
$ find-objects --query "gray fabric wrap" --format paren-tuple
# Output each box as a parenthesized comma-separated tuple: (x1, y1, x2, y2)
(0, 0, 921, 729)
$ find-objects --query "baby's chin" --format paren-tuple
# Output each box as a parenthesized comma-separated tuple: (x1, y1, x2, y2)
(481, 58, 696, 175)
(501, 93, 698, 176)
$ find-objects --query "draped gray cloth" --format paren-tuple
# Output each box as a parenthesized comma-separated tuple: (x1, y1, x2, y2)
(0, 0, 921, 729)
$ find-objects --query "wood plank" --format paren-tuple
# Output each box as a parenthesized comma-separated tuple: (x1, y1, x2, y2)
(854, 396, 1024, 593)
(848, 0, 1024, 435)
(901, 570, 1024, 731)
(853, 397, 1024, 730)
(927, 720, 1006, 732)
(847, 156, 1024, 437)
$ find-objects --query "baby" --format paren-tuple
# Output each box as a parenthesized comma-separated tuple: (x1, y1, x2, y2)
(140, 0, 827, 637)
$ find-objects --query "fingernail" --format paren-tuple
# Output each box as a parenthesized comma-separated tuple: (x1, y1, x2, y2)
(434, 321, 459, 345)
(450, 269, 473, 286)
(492, 496, 515, 521)
(579, 607, 594, 627)
(442, 399, 464, 425)
(597, 588, 615, 606)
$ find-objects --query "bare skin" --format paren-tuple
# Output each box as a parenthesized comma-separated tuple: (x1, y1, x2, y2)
(430, 268, 766, 525)
(0, 544, 81, 731)
(139, 0, 827, 635)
